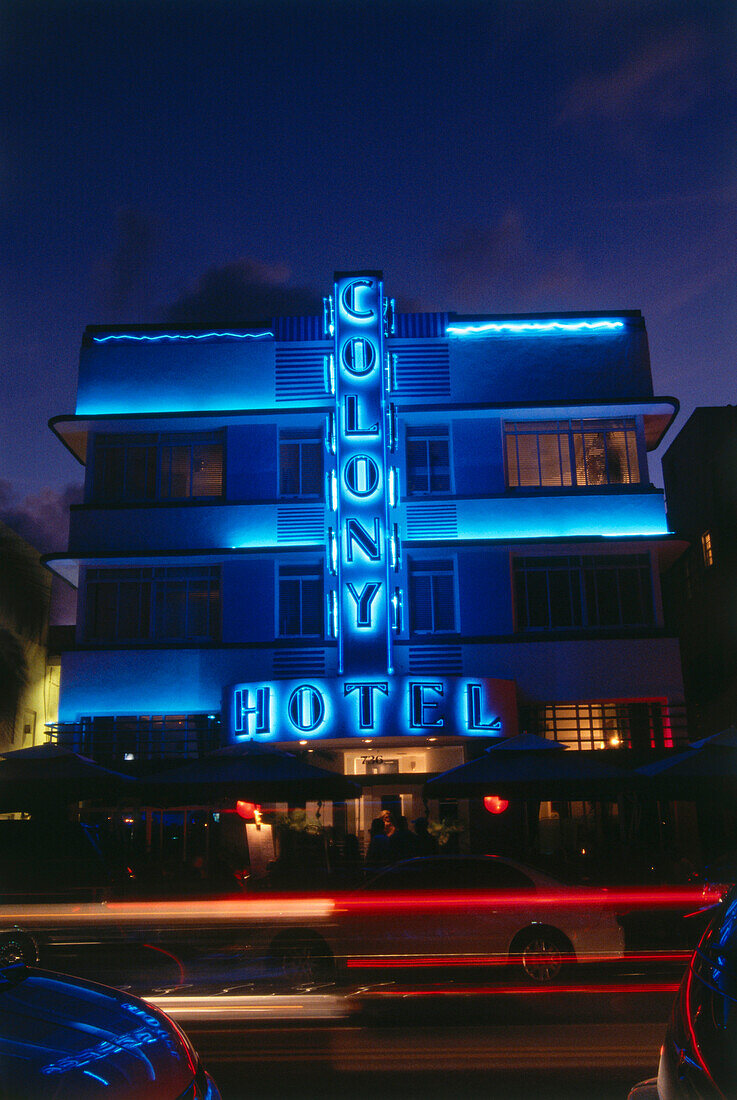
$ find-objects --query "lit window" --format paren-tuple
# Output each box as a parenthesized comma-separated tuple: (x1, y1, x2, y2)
(520, 700, 674, 751)
(505, 420, 640, 488)
(701, 531, 714, 568)
(279, 431, 324, 499)
(405, 427, 451, 495)
(278, 563, 324, 637)
(409, 558, 457, 634)
(92, 432, 223, 502)
(513, 554, 654, 631)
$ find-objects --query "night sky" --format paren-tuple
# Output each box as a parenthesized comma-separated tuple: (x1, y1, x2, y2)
(2, 0, 735, 555)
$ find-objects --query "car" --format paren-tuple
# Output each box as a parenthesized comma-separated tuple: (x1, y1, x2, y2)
(0, 959, 220, 1099)
(628, 887, 737, 1098)
(0, 854, 626, 992)
(265, 854, 626, 986)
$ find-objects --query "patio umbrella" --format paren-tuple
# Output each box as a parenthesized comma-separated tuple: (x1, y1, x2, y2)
(691, 726, 737, 749)
(139, 741, 361, 805)
(424, 734, 635, 800)
(635, 727, 737, 799)
(0, 743, 135, 810)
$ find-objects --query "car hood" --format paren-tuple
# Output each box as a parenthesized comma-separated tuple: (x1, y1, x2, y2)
(0, 966, 195, 1099)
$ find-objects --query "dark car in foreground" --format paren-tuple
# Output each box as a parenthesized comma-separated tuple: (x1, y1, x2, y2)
(0, 962, 220, 1099)
(629, 888, 737, 1098)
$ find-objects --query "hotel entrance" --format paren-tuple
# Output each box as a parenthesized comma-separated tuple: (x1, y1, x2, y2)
(339, 738, 467, 858)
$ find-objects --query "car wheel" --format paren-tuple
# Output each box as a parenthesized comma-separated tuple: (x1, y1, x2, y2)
(0, 930, 38, 968)
(510, 927, 572, 983)
(267, 931, 335, 988)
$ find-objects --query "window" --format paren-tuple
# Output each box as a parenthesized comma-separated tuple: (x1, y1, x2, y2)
(93, 432, 223, 502)
(279, 430, 324, 499)
(405, 427, 451, 495)
(520, 700, 674, 751)
(85, 566, 220, 642)
(701, 530, 714, 568)
(505, 420, 640, 488)
(278, 563, 324, 637)
(78, 714, 220, 760)
(513, 554, 654, 631)
(21, 709, 36, 746)
(366, 858, 534, 891)
(409, 558, 457, 634)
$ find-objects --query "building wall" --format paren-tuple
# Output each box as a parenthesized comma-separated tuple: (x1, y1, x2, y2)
(52, 291, 684, 760)
(0, 523, 56, 749)
(662, 406, 737, 739)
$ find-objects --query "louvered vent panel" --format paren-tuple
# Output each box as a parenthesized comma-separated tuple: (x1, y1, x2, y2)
(405, 502, 458, 539)
(277, 506, 325, 542)
(273, 317, 325, 341)
(393, 313, 449, 338)
(391, 342, 450, 397)
(275, 347, 330, 401)
(408, 646, 463, 675)
(273, 649, 326, 677)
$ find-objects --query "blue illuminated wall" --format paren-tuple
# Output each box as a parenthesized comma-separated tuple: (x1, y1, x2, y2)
(55, 277, 684, 748)
(76, 335, 279, 415)
(444, 313, 652, 406)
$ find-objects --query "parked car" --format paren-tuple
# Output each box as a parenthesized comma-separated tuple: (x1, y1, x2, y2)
(628, 887, 737, 1098)
(266, 854, 626, 985)
(0, 961, 220, 1098)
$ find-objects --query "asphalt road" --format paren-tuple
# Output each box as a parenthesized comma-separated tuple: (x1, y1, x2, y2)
(168, 985, 673, 1100)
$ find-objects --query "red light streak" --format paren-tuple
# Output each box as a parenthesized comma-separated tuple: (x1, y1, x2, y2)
(359, 982, 680, 997)
(345, 949, 691, 969)
(166, 1015, 197, 1075)
(142, 942, 186, 986)
(0, 885, 720, 925)
(335, 886, 723, 913)
(684, 965, 723, 1096)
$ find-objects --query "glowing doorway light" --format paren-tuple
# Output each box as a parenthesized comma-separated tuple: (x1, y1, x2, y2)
(446, 320, 624, 336)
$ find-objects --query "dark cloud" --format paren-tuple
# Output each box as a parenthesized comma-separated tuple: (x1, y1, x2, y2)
(164, 258, 323, 325)
(0, 482, 82, 626)
(556, 29, 707, 127)
(436, 210, 585, 313)
(0, 481, 82, 555)
(97, 207, 159, 318)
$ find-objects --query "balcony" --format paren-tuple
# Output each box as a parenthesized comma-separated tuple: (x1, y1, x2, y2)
(67, 500, 327, 556)
(401, 488, 669, 542)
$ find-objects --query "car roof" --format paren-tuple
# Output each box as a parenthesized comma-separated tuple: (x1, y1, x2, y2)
(363, 854, 565, 890)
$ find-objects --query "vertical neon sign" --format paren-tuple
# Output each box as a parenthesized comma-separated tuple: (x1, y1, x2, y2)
(334, 272, 391, 676)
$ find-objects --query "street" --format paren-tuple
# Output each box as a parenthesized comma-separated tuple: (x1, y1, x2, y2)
(154, 982, 674, 1099)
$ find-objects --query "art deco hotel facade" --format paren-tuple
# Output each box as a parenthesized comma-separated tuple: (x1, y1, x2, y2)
(47, 271, 685, 841)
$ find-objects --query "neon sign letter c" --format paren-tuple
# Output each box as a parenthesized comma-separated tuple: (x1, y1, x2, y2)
(340, 278, 375, 320)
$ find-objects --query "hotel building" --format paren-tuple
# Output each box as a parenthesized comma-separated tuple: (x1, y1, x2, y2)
(47, 270, 686, 851)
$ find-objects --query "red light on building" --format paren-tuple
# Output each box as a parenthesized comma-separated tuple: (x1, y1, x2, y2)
(483, 795, 509, 814)
(236, 801, 259, 820)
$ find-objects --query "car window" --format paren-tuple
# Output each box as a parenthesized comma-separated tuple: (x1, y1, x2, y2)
(364, 858, 536, 892)
(364, 860, 448, 890)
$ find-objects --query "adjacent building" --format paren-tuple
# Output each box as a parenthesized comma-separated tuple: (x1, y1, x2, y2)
(0, 522, 59, 751)
(662, 406, 737, 741)
(46, 270, 686, 853)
